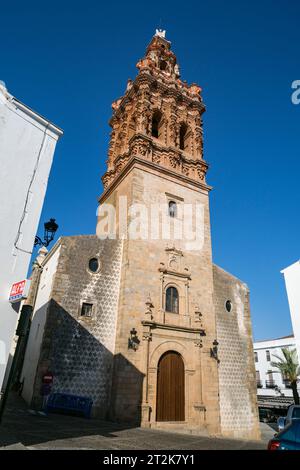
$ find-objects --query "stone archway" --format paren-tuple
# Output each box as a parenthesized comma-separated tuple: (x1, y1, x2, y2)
(156, 351, 185, 421)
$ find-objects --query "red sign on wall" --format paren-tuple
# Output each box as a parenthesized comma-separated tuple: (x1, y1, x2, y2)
(9, 280, 30, 303)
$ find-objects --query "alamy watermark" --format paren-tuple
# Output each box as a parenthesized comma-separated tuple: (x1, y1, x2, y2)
(96, 196, 205, 251)
(291, 80, 300, 105)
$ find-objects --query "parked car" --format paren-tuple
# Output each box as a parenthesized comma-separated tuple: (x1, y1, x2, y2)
(259, 408, 277, 423)
(268, 419, 300, 450)
(277, 405, 300, 431)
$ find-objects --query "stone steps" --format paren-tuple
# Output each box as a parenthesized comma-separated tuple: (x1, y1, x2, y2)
(149, 422, 209, 436)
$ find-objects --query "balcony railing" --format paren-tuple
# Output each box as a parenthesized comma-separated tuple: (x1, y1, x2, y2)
(257, 380, 263, 388)
(265, 380, 276, 388)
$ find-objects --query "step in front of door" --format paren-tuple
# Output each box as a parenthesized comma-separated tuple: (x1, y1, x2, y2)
(150, 421, 209, 436)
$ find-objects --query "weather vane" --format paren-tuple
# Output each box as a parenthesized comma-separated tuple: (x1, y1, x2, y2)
(155, 29, 166, 38)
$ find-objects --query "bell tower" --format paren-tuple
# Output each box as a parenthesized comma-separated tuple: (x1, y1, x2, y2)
(98, 31, 221, 435)
(101, 29, 209, 200)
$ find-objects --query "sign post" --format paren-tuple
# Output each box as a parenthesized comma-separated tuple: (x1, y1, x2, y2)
(0, 305, 32, 424)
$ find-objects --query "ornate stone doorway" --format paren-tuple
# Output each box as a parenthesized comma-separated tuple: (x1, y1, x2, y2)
(156, 351, 185, 421)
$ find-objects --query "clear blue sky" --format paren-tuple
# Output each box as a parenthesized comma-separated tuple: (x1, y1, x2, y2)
(1, 1, 299, 341)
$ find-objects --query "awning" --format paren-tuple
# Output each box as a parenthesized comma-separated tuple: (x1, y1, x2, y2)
(257, 395, 294, 409)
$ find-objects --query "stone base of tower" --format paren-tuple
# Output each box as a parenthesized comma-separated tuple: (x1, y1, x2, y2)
(107, 259, 261, 441)
(109, 318, 222, 437)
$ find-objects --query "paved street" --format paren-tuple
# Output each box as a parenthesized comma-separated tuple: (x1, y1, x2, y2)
(0, 394, 273, 450)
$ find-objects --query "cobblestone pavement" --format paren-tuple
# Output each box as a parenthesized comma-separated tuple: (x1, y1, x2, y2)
(0, 394, 271, 450)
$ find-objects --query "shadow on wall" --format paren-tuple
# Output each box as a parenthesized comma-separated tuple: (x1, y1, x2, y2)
(21, 299, 144, 425)
(0, 302, 21, 393)
(1, 353, 13, 393)
(0, 391, 142, 447)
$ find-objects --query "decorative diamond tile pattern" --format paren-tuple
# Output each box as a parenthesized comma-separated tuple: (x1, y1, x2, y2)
(34, 236, 123, 416)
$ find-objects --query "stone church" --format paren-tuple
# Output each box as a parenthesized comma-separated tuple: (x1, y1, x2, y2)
(20, 31, 260, 439)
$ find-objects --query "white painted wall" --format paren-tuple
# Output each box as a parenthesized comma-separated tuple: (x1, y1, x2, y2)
(0, 82, 62, 390)
(254, 337, 298, 397)
(21, 245, 61, 404)
(281, 261, 300, 364)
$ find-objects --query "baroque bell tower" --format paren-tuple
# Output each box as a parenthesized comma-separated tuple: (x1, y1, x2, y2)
(101, 29, 208, 197)
(98, 30, 221, 434)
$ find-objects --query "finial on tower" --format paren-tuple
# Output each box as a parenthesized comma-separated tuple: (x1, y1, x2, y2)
(155, 28, 166, 38)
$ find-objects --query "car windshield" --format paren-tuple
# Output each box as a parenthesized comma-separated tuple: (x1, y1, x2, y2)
(260, 409, 271, 416)
(277, 420, 300, 440)
(292, 408, 300, 419)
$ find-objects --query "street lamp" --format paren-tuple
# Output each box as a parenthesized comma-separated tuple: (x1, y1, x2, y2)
(34, 218, 58, 247)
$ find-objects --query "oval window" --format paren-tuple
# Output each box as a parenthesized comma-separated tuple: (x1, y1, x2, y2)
(225, 300, 232, 312)
(89, 258, 99, 273)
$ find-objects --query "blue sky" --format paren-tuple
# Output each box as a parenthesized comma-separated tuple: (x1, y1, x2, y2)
(1, 0, 299, 341)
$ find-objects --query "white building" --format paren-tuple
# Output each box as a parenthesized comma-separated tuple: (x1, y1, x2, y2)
(0, 81, 63, 391)
(281, 261, 300, 364)
(254, 335, 297, 398)
(253, 260, 300, 404)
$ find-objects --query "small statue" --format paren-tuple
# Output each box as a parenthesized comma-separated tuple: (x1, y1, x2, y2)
(145, 294, 154, 319)
(174, 63, 180, 78)
(126, 79, 133, 91)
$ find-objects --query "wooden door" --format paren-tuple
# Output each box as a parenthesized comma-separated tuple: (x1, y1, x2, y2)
(156, 351, 185, 422)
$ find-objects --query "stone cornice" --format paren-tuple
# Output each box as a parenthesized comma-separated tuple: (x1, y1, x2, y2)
(141, 320, 206, 336)
(99, 155, 212, 204)
(102, 132, 209, 196)
(158, 268, 191, 280)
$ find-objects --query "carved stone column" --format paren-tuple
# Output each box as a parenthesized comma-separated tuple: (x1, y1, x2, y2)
(141, 322, 152, 427)
(194, 336, 206, 429)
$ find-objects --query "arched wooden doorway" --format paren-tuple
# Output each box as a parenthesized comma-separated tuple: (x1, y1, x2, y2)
(156, 351, 185, 421)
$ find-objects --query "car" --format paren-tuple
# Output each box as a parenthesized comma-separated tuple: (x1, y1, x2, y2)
(277, 405, 300, 431)
(259, 408, 276, 423)
(268, 419, 300, 450)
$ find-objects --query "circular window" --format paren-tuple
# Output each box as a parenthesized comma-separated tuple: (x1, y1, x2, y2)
(225, 300, 232, 313)
(88, 258, 99, 273)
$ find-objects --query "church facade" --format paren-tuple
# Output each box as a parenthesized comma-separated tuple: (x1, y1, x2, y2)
(20, 31, 260, 439)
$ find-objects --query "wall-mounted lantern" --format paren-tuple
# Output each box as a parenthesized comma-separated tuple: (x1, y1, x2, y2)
(34, 218, 58, 247)
(128, 328, 140, 351)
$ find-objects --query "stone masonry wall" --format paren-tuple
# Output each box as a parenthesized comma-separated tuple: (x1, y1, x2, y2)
(31, 236, 123, 417)
(103, 166, 221, 433)
(213, 264, 260, 440)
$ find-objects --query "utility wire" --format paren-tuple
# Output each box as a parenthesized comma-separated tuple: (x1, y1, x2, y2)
(13, 124, 49, 255)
